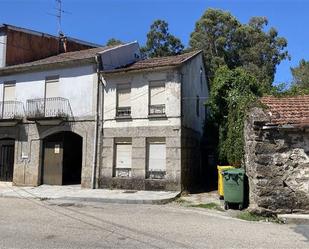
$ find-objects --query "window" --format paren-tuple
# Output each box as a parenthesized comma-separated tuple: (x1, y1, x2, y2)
(149, 82, 165, 115)
(3, 81, 16, 102)
(147, 138, 166, 179)
(196, 95, 200, 117)
(116, 84, 131, 117)
(45, 76, 59, 98)
(114, 139, 132, 177)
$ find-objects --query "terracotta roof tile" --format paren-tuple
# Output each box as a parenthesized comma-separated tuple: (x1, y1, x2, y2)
(261, 95, 309, 126)
(103, 50, 202, 73)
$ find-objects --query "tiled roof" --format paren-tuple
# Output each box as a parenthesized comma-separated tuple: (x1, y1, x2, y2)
(103, 50, 202, 73)
(261, 95, 309, 126)
(0, 46, 113, 75)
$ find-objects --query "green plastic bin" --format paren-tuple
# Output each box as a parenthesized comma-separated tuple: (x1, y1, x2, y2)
(223, 168, 245, 210)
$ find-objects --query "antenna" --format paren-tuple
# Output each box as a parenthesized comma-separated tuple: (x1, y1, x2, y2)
(56, 0, 62, 35)
(47, 0, 71, 36)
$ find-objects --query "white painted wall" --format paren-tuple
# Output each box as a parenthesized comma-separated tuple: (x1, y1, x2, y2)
(103, 70, 181, 128)
(0, 31, 7, 68)
(181, 53, 209, 134)
(0, 64, 96, 118)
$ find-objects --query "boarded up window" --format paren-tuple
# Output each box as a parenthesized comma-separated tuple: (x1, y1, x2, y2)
(149, 82, 165, 106)
(3, 82, 16, 101)
(117, 84, 131, 107)
(45, 76, 59, 98)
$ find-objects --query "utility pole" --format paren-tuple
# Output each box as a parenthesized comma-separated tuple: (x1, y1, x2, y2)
(56, 0, 63, 35)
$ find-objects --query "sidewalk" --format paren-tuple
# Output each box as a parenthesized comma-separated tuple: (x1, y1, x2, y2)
(0, 182, 180, 204)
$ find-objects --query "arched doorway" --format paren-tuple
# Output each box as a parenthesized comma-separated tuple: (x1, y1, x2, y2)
(0, 138, 15, 182)
(42, 131, 82, 185)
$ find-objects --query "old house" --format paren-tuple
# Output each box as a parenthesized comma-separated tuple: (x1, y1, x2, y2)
(0, 34, 208, 191)
(245, 95, 309, 213)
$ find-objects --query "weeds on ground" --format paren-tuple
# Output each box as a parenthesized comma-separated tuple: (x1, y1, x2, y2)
(237, 211, 283, 223)
(190, 202, 224, 211)
(174, 198, 191, 204)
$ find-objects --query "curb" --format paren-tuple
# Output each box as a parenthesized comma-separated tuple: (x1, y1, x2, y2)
(278, 214, 309, 225)
(0, 192, 181, 205)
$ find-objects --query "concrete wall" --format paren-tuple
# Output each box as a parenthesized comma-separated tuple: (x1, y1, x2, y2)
(180, 54, 208, 191)
(0, 65, 96, 118)
(181, 53, 209, 134)
(244, 107, 309, 214)
(103, 69, 181, 128)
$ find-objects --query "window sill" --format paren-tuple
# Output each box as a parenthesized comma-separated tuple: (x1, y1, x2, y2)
(115, 115, 132, 121)
(148, 114, 167, 120)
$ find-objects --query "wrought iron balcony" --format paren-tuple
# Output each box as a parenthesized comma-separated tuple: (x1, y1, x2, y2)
(116, 106, 131, 118)
(26, 97, 71, 120)
(149, 104, 165, 116)
(0, 101, 24, 121)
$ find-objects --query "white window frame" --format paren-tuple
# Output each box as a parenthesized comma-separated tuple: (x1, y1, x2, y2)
(146, 138, 166, 179)
(149, 81, 166, 116)
(114, 138, 132, 178)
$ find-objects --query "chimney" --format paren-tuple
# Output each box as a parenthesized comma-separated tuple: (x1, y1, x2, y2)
(59, 32, 68, 53)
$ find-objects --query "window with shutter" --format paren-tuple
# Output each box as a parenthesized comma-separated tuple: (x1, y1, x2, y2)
(116, 84, 131, 117)
(45, 76, 59, 98)
(149, 82, 165, 115)
(115, 142, 132, 177)
(147, 138, 166, 179)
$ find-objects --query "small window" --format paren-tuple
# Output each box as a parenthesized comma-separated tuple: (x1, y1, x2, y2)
(149, 82, 165, 115)
(114, 139, 132, 177)
(196, 95, 200, 117)
(147, 138, 166, 179)
(45, 76, 59, 98)
(116, 84, 131, 117)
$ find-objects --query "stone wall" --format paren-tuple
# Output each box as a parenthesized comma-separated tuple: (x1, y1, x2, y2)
(1, 120, 96, 188)
(244, 107, 309, 214)
(99, 126, 182, 191)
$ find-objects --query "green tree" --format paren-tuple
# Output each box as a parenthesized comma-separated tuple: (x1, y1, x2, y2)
(190, 9, 289, 89)
(106, 38, 123, 46)
(142, 19, 184, 58)
(291, 59, 309, 89)
(207, 66, 262, 165)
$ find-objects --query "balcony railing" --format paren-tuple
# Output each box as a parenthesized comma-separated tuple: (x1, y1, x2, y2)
(147, 170, 166, 179)
(116, 106, 131, 118)
(149, 104, 165, 116)
(0, 101, 24, 120)
(26, 97, 71, 120)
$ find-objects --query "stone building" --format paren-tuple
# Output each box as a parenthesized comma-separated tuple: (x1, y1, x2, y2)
(245, 95, 309, 213)
(0, 37, 208, 191)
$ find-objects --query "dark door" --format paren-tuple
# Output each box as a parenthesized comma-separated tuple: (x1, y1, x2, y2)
(0, 145, 15, 181)
(43, 141, 63, 185)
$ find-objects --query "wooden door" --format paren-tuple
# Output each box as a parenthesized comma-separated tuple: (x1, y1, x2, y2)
(43, 141, 63, 185)
(0, 145, 15, 181)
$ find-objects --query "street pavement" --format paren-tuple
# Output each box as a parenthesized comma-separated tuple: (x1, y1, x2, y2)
(0, 198, 308, 248)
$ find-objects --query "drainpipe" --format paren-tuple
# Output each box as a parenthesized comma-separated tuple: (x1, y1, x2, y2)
(91, 55, 101, 189)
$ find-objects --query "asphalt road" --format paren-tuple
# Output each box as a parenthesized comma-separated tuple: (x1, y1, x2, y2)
(0, 198, 308, 249)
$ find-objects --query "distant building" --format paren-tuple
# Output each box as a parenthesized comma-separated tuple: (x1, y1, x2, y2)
(0, 24, 99, 68)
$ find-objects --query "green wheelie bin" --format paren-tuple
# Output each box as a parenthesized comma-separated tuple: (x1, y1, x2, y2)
(223, 168, 245, 210)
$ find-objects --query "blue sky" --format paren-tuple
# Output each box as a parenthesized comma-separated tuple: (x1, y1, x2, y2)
(0, 0, 308, 85)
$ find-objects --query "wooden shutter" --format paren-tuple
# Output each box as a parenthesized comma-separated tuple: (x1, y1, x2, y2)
(148, 143, 166, 171)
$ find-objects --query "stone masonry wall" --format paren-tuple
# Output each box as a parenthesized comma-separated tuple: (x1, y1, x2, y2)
(244, 108, 309, 214)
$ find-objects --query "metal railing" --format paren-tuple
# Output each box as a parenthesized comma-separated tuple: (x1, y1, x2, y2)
(116, 106, 131, 117)
(26, 97, 71, 119)
(0, 101, 24, 120)
(149, 104, 165, 115)
(115, 168, 132, 178)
